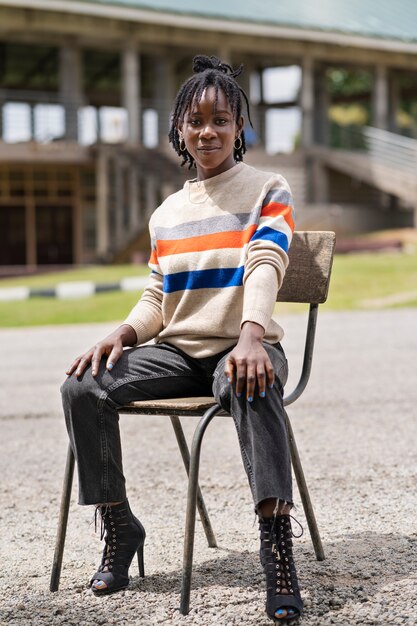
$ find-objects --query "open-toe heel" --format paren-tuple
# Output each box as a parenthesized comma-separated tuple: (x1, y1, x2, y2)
(259, 514, 304, 623)
(89, 500, 146, 596)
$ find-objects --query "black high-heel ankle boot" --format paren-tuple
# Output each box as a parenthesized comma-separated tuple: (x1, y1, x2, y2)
(259, 514, 304, 623)
(89, 500, 146, 595)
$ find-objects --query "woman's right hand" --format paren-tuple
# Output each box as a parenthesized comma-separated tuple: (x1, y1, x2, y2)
(66, 324, 137, 378)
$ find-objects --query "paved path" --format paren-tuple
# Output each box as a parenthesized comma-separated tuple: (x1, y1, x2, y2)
(1, 309, 417, 625)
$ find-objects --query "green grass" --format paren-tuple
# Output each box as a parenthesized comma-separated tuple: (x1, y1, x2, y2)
(0, 291, 142, 327)
(326, 249, 417, 309)
(276, 248, 417, 314)
(0, 264, 149, 288)
(1, 249, 417, 327)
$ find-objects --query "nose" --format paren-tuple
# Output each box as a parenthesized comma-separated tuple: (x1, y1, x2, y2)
(200, 123, 216, 139)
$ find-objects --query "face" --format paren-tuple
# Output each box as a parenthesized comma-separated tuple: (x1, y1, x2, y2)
(178, 86, 243, 181)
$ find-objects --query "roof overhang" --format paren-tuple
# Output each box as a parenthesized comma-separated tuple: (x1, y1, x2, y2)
(2, 0, 417, 55)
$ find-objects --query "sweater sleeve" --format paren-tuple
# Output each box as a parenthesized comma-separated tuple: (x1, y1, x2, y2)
(241, 178, 295, 331)
(123, 221, 164, 345)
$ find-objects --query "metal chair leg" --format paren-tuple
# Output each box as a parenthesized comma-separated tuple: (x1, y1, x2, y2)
(170, 415, 217, 548)
(286, 414, 325, 561)
(180, 404, 221, 615)
(50, 444, 75, 591)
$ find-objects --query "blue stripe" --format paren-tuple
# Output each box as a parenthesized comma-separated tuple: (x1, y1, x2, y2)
(163, 266, 244, 293)
(251, 227, 289, 251)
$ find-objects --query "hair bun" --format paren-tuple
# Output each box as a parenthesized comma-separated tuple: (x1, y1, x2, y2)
(192, 55, 243, 78)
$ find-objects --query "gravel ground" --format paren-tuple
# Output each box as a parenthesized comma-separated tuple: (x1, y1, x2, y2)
(1, 308, 417, 626)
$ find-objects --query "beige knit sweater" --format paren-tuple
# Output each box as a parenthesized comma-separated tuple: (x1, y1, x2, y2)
(124, 162, 294, 358)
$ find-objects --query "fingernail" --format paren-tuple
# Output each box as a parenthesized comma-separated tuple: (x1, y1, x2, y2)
(248, 396, 253, 403)
(108, 363, 113, 370)
(227, 376, 231, 383)
(260, 391, 265, 398)
(276, 609, 284, 615)
(269, 383, 274, 388)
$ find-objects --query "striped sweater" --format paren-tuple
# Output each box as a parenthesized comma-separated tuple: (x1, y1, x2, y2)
(124, 162, 295, 358)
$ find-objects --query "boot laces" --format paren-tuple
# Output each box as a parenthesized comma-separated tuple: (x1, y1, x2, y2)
(94, 505, 117, 572)
(271, 514, 303, 546)
(269, 515, 303, 596)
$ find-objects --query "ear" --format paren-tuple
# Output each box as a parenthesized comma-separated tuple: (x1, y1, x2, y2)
(236, 115, 244, 136)
(176, 123, 183, 137)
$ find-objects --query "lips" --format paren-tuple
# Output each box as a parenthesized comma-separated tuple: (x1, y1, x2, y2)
(198, 146, 220, 151)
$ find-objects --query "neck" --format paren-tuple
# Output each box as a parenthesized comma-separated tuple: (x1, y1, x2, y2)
(196, 158, 237, 182)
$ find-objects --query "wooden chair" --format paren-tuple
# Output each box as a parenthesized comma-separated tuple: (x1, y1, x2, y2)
(50, 230, 336, 615)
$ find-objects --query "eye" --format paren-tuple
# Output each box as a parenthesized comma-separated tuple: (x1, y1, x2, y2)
(189, 119, 201, 126)
(215, 118, 228, 125)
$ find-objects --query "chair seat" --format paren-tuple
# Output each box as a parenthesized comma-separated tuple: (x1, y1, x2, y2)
(120, 396, 228, 417)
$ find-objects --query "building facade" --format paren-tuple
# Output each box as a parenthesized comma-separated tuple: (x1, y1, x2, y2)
(1, 0, 417, 270)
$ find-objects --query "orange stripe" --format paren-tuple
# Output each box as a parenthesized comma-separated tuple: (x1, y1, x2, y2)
(149, 249, 158, 265)
(261, 202, 294, 231)
(157, 225, 257, 257)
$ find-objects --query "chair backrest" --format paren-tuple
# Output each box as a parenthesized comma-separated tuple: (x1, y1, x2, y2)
(278, 231, 336, 304)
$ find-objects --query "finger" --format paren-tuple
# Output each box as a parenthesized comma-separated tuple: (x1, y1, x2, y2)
(224, 358, 235, 385)
(106, 346, 123, 371)
(235, 359, 247, 398)
(75, 356, 93, 378)
(90, 346, 104, 377)
(66, 357, 81, 376)
(256, 362, 267, 398)
(246, 364, 256, 402)
(266, 360, 275, 389)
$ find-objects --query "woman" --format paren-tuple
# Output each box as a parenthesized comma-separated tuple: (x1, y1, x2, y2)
(62, 55, 303, 624)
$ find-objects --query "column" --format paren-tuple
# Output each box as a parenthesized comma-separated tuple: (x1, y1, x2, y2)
(129, 163, 140, 232)
(257, 68, 267, 147)
(114, 158, 124, 247)
(122, 45, 141, 145)
(59, 46, 83, 141)
(25, 198, 37, 266)
(301, 56, 314, 148)
(314, 65, 330, 145)
(153, 56, 176, 145)
(388, 74, 400, 133)
(247, 68, 261, 140)
(373, 65, 389, 129)
(237, 58, 257, 146)
(73, 168, 83, 264)
(96, 149, 109, 258)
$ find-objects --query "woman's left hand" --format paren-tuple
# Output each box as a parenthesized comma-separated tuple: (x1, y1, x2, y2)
(224, 321, 275, 402)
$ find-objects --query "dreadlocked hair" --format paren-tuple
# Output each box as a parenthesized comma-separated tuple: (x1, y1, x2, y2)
(168, 54, 253, 169)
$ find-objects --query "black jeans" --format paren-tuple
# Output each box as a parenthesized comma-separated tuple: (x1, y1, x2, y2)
(61, 341, 292, 510)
